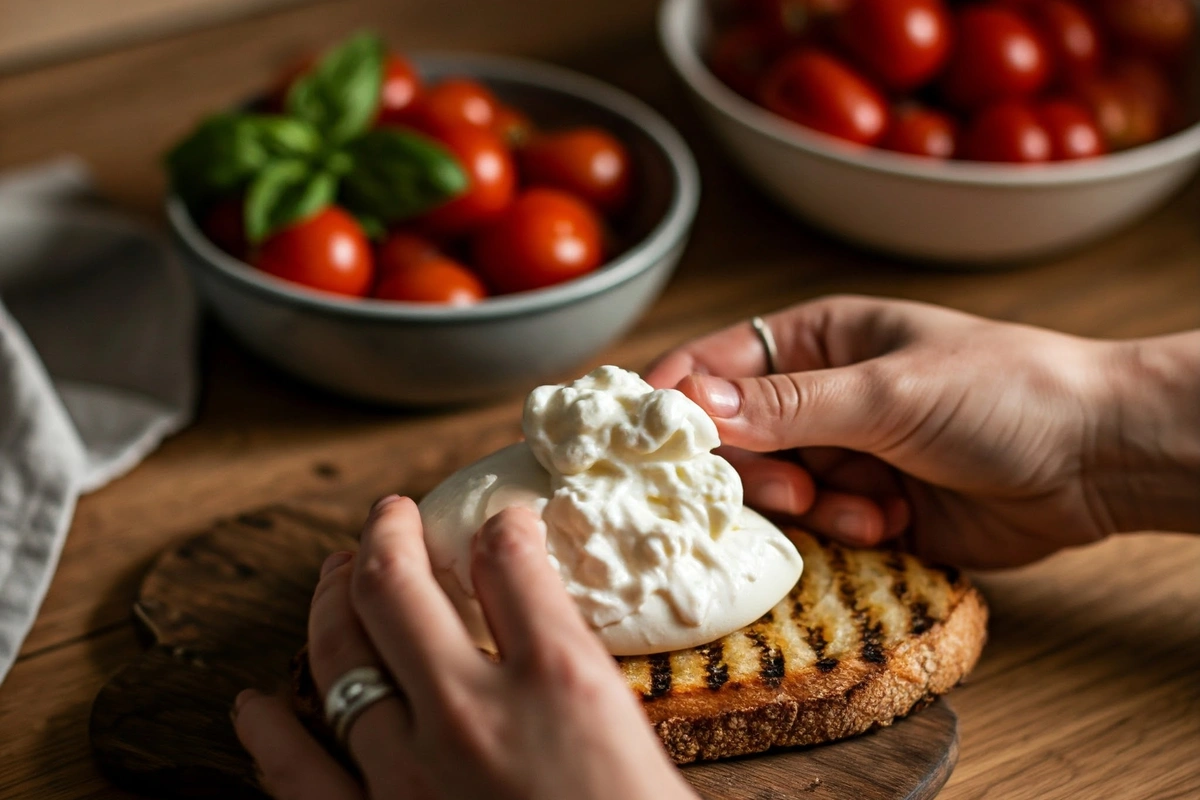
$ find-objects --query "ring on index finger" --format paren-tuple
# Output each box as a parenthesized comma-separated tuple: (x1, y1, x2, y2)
(751, 316, 780, 374)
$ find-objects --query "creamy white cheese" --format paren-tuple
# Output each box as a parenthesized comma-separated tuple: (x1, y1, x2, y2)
(420, 366, 804, 655)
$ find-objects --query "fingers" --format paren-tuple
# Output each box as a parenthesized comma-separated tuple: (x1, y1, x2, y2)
(643, 295, 905, 389)
(470, 507, 608, 667)
(719, 448, 816, 516)
(308, 550, 430, 797)
(234, 690, 364, 800)
(676, 367, 886, 453)
(351, 496, 485, 705)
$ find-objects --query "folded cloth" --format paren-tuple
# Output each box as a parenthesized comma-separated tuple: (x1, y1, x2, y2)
(0, 158, 197, 684)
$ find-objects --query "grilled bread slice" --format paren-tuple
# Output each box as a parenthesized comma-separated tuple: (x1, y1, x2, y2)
(618, 529, 987, 763)
(291, 528, 986, 764)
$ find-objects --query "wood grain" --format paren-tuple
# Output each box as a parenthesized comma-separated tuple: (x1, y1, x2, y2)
(0, 0, 316, 74)
(89, 507, 959, 800)
(0, 1, 1198, 798)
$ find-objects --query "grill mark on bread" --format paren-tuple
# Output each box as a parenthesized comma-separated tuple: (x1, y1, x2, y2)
(830, 546, 888, 667)
(699, 643, 729, 690)
(746, 625, 785, 687)
(887, 551, 934, 635)
(645, 653, 673, 700)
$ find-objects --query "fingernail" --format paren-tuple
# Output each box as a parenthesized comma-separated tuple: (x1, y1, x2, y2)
(371, 494, 400, 514)
(232, 688, 257, 720)
(320, 550, 353, 578)
(693, 376, 742, 418)
(758, 479, 796, 513)
(833, 509, 867, 541)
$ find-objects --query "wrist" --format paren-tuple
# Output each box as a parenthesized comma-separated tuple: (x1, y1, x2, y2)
(1088, 332, 1200, 534)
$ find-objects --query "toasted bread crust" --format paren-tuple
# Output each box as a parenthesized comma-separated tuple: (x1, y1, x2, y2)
(646, 584, 986, 763)
(291, 530, 988, 765)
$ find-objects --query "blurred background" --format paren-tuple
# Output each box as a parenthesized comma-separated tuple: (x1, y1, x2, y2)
(0, 0, 662, 214)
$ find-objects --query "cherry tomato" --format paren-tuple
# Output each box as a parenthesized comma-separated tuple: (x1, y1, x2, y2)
(375, 55, 423, 126)
(1094, 0, 1195, 62)
(1112, 57, 1179, 136)
(201, 196, 248, 258)
(372, 257, 487, 305)
(405, 78, 498, 131)
(418, 123, 517, 236)
(472, 188, 603, 294)
(266, 53, 421, 122)
(941, 6, 1050, 110)
(1037, 100, 1106, 159)
(1074, 59, 1173, 150)
(710, 22, 791, 98)
(880, 105, 957, 158)
(492, 105, 534, 148)
(254, 207, 374, 297)
(959, 102, 1051, 162)
(1025, 0, 1104, 86)
(839, 0, 952, 91)
(377, 231, 441, 276)
(758, 49, 889, 145)
(520, 128, 632, 215)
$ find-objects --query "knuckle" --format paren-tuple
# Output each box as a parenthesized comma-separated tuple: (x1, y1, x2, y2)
(518, 641, 606, 700)
(352, 549, 410, 602)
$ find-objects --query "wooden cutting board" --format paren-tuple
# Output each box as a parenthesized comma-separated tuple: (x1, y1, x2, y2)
(89, 505, 959, 800)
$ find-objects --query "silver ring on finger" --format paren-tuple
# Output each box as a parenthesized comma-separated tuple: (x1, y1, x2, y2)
(324, 666, 397, 749)
(750, 315, 780, 374)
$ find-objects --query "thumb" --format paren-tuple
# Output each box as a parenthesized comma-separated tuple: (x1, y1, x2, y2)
(677, 370, 883, 453)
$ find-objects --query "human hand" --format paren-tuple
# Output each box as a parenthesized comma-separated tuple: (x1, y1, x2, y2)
(233, 496, 698, 800)
(646, 295, 1198, 569)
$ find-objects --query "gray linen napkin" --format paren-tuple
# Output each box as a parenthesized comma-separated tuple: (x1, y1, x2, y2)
(0, 158, 197, 683)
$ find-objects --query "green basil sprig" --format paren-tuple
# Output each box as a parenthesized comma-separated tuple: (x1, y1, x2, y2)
(164, 31, 466, 245)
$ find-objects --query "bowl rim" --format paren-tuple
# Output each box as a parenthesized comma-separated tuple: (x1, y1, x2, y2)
(168, 51, 700, 323)
(659, 0, 1200, 188)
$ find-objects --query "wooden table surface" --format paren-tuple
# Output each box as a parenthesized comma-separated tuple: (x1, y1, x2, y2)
(1, 3, 1198, 799)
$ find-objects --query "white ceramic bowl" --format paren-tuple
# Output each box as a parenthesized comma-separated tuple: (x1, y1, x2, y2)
(660, 0, 1200, 264)
(169, 53, 699, 406)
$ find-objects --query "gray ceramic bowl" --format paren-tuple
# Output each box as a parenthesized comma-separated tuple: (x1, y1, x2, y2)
(169, 53, 699, 405)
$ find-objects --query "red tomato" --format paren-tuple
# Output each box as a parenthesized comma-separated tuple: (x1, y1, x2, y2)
(520, 128, 632, 215)
(839, 0, 952, 91)
(418, 123, 517, 236)
(201, 196, 247, 258)
(375, 55, 423, 125)
(880, 105, 958, 158)
(1074, 59, 1174, 150)
(1037, 100, 1106, 159)
(492, 105, 533, 148)
(266, 53, 421, 122)
(254, 207, 374, 297)
(710, 22, 791, 98)
(1094, 0, 1195, 62)
(941, 6, 1050, 110)
(959, 102, 1052, 162)
(405, 78, 498, 131)
(372, 257, 487, 305)
(377, 231, 441, 276)
(758, 49, 889, 145)
(1025, 0, 1104, 86)
(472, 188, 603, 294)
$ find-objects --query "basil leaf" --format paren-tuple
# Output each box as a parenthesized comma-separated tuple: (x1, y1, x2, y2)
(165, 113, 322, 208)
(286, 32, 385, 145)
(244, 160, 337, 243)
(165, 114, 270, 207)
(256, 116, 324, 159)
(340, 127, 468, 223)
